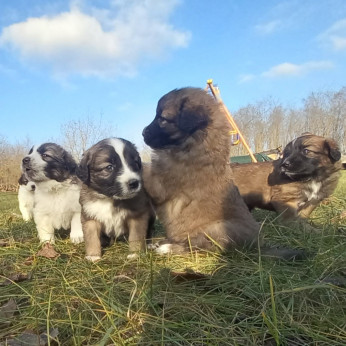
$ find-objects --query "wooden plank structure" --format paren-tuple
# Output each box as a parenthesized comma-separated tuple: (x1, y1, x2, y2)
(205, 79, 257, 162)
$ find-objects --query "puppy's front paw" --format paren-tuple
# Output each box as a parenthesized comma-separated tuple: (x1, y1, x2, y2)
(127, 253, 140, 260)
(85, 255, 101, 262)
(39, 235, 55, 244)
(70, 229, 84, 244)
(155, 243, 173, 255)
(147, 243, 159, 251)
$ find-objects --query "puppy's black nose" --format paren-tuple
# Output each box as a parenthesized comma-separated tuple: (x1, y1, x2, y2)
(22, 157, 30, 165)
(31, 185, 36, 191)
(128, 179, 139, 190)
(281, 160, 291, 168)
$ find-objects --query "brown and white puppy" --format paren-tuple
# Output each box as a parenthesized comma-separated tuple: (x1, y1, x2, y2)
(232, 134, 342, 221)
(142, 87, 260, 254)
(77, 138, 155, 261)
(21, 143, 84, 244)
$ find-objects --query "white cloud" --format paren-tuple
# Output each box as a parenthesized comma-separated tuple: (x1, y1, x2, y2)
(262, 61, 334, 78)
(238, 74, 255, 83)
(0, 0, 191, 78)
(318, 18, 346, 51)
(255, 20, 281, 35)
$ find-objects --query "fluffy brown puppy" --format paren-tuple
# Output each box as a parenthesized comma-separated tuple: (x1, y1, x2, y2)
(232, 134, 342, 221)
(77, 138, 155, 261)
(142, 87, 260, 254)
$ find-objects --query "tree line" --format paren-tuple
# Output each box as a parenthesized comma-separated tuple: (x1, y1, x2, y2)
(231, 87, 346, 156)
(0, 87, 345, 191)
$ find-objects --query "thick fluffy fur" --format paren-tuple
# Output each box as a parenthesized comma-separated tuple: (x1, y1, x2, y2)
(77, 138, 155, 261)
(142, 87, 260, 254)
(21, 143, 84, 244)
(232, 134, 342, 220)
(18, 173, 36, 221)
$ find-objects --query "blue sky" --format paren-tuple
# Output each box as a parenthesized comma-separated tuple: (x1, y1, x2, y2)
(1, 0, 346, 149)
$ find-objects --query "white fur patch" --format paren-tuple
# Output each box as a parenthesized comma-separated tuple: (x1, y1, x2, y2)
(33, 179, 83, 243)
(127, 253, 140, 260)
(83, 198, 128, 237)
(18, 185, 35, 221)
(304, 181, 322, 201)
(108, 138, 141, 199)
(85, 255, 101, 262)
(155, 243, 173, 255)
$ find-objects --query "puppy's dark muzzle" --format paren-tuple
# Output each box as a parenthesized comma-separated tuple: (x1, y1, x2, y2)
(142, 126, 152, 143)
(128, 179, 140, 190)
(142, 126, 149, 138)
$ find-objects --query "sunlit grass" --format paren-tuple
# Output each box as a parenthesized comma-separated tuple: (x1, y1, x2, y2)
(0, 172, 345, 344)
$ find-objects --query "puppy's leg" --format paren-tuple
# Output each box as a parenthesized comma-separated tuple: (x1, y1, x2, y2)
(20, 206, 32, 222)
(272, 201, 298, 220)
(83, 219, 102, 262)
(273, 201, 318, 232)
(298, 204, 317, 219)
(127, 217, 148, 259)
(35, 214, 55, 244)
(70, 212, 84, 244)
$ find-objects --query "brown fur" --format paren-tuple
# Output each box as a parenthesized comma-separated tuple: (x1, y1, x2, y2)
(142, 88, 260, 253)
(232, 134, 342, 221)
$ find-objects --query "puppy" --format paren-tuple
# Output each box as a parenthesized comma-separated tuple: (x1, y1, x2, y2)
(232, 134, 342, 221)
(142, 87, 260, 254)
(77, 138, 155, 261)
(21, 143, 84, 244)
(18, 173, 36, 221)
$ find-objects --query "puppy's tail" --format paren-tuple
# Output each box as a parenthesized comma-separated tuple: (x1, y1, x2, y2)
(260, 247, 311, 261)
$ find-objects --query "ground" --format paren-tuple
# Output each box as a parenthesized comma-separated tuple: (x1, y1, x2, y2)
(0, 172, 345, 345)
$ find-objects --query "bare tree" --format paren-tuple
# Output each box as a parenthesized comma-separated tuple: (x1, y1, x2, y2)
(231, 86, 346, 156)
(0, 136, 31, 191)
(60, 114, 115, 160)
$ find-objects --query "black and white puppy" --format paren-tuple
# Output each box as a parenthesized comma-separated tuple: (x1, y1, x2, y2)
(21, 143, 84, 244)
(77, 138, 155, 262)
(18, 173, 36, 221)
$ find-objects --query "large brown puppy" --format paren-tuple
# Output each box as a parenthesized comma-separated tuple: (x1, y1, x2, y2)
(142, 87, 260, 254)
(232, 134, 342, 221)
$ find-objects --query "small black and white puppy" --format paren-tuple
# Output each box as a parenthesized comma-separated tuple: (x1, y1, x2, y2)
(18, 173, 36, 221)
(77, 138, 155, 262)
(21, 143, 84, 244)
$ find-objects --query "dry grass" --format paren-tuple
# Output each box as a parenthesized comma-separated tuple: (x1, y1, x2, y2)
(0, 173, 345, 345)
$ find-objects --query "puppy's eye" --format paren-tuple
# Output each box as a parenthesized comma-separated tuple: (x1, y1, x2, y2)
(303, 148, 310, 155)
(42, 153, 50, 159)
(158, 117, 168, 126)
(105, 165, 114, 172)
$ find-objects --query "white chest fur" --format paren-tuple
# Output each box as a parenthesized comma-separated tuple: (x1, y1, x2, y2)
(34, 180, 81, 230)
(303, 180, 322, 202)
(83, 199, 128, 237)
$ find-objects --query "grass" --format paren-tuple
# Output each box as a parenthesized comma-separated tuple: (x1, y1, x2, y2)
(0, 173, 345, 345)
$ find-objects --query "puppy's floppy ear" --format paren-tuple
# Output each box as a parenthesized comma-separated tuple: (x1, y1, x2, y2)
(178, 97, 209, 134)
(76, 151, 91, 183)
(137, 154, 142, 170)
(63, 151, 77, 174)
(325, 138, 341, 162)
